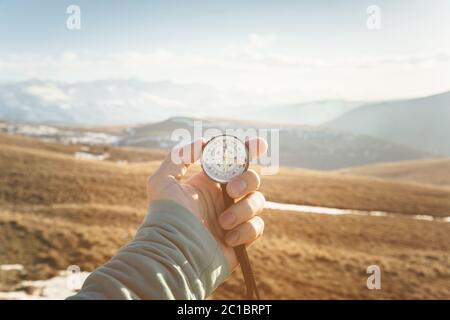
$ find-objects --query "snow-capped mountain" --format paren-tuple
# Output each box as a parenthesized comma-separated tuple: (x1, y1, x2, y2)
(0, 79, 365, 126)
(0, 79, 222, 125)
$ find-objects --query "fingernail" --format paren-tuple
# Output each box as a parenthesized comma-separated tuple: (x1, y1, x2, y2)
(220, 211, 236, 229)
(226, 230, 240, 245)
(229, 179, 247, 196)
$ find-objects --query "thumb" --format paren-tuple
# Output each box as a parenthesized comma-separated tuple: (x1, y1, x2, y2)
(155, 138, 205, 180)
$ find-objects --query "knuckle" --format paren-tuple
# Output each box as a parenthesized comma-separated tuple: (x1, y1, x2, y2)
(248, 191, 265, 212)
(250, 219, 261, 237)
(246, 169, 261, 189)
(257, 216, 265, 228)
(243, 195, 257, 214)
(254, 216, 265, 237)
(257, 191, 266, 204)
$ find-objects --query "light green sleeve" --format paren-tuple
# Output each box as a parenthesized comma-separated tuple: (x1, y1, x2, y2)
(67, 200, 230, 300)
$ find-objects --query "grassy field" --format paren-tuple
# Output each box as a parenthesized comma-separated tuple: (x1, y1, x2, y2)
(261, 167, 450, 217)
(0, 133, 166, 164)
(337, 158, 450, 188)
(0, 133, 449, 299)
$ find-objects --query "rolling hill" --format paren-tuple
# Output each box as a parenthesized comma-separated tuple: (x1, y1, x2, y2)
(1, 133, 448, 215)
(337, 158, 450, 187)
(0, 133, 449, 299)
(325, 91, 450, 156)
(0, 79, 366, 127)
(120, 117, 431, 170)
(3, 117, 431, 170)
(239, 100, 364, 126)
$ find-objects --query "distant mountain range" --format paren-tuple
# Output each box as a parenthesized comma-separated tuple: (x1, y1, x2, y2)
(325, 91, 450, 156)
(0, 79, 365, 126)
(0, 79, 221, 125)
(0, 115, 433, 170)
(120, 117, 430, 170)
(240, 100, 364, 126)
(1, 79, 448, 159)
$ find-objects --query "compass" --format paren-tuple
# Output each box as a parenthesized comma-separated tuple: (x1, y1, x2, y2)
(201, 134, 259, 300)
(201, 135, 249, 184)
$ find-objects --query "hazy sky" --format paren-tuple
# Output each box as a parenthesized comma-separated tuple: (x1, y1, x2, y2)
(1, 0, 450, 102)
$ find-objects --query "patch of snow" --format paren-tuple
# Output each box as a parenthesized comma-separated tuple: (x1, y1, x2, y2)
(0, 264, 24, 271)
(75, 152, 109, 161)
(3, 123, 121, 146)
(265, 201, 449, 223)
(62, 132, 120, 145)
(413, 215, 434, 221)
(0, 270, 90, 300)
(265, 201, 359, 216)
(368, 211, 388, 217)
(9, 125, 59, 136)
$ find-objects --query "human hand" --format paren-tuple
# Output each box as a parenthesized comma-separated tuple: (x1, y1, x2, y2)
(147, 137, 267, 270)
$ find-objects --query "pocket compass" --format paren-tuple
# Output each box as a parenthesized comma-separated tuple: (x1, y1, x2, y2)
(201, 135, 249, 184)
(201, 135, 260, 300)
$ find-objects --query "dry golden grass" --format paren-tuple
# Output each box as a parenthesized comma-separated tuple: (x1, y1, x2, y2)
(337, 158, 450, 188)
(0, 205, 141, 287)
(0, 133, 166, 164)
(1, 133, 450, 298)
(1, 205, 449, 299)
(215, 210, 450, 299)
(261, 167, 450, 217)
(2, 134, 450, 216)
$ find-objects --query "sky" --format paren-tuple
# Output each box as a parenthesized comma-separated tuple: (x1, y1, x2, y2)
(1, 0, 450, 103)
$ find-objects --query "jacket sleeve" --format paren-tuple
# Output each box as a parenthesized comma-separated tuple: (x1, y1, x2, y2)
(67, 200, 230, 300)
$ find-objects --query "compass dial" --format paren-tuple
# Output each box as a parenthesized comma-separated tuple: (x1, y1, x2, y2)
(201, 135, 249, 184)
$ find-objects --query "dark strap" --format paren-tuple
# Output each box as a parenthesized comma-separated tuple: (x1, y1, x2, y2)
(221, 185, 260, 300)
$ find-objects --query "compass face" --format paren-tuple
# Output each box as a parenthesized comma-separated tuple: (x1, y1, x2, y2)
(201, 135, 249, 184)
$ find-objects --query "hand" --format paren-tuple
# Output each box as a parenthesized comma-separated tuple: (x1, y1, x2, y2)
(147, 137, 267, 270)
